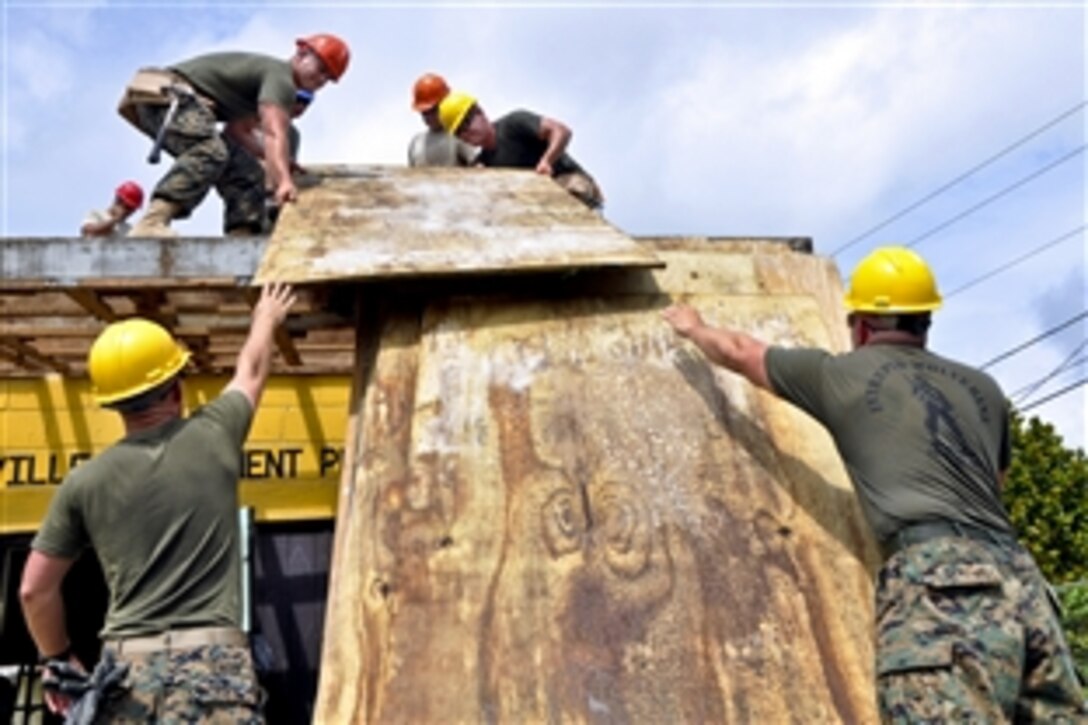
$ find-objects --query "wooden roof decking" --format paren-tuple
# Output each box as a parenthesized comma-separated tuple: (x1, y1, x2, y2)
(255, 165, 660, 284)
(0, 236, 354, 377)
(2, 166, 671, 379)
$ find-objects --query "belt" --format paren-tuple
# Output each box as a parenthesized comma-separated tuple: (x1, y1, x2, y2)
(103, 626, 246, 655)
(881, 520, 1019, 561)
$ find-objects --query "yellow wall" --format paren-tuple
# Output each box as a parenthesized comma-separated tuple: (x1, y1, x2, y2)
(0, 375, 351, 534)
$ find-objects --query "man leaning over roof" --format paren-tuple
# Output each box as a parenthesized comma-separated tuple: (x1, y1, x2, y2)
(663, 246, 1087, 722)
(437, 91, 604, 210)
(407, 73, 480, 168)
(20, 282, 296, 722)
(118, 34, 349, 237)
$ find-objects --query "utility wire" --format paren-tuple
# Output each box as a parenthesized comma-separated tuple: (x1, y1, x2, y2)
(1012, 339, 1088, 405)
(1019, 377, 1088, 413)
(979, 310, 1088, 371)
(905, 144, 1085, 250)
(944, 225, 1086, 299)
(832, 100, 1087, 257)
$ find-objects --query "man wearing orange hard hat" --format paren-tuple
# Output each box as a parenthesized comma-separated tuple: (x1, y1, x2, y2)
(407, 73, 479, 168)
(117, 34, 350, 237)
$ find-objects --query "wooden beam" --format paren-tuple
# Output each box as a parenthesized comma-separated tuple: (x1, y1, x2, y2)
(0, 338, 70, 374)
(66, 289, 117, 321)
(0, 237, 264, 284)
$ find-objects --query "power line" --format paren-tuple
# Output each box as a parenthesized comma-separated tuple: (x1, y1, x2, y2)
(1012, 339, 1088, 405)
(905, 144, 1085, 250)
(979, 310, 1088, 371)
(1019, 377, 1088, 413)
(944, 225, 1086, 299)
(832, 100, 1087, 257)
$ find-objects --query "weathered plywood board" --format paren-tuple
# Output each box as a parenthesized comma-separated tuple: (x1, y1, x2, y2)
(255, 166, 660, 284)
(317, 246, 879, 723)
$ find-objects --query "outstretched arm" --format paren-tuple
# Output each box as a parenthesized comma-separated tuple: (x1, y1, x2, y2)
(663, 303, 771, 390)
(535, 116, 572, 176)
(259, 102, 296, 206)
(226, 281, 297, 408)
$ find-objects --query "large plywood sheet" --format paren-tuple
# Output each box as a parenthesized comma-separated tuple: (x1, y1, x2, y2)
(317, 247, 880, 723)
(255, 165, 659, 284)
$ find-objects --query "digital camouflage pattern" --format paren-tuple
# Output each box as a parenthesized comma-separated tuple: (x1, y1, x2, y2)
(135, 97, 268, 234)
(95, 643, 264, 724)
(877, 536, 1086, 723)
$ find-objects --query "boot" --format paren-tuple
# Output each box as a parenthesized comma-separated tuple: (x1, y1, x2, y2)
(128, 199, 180, 238)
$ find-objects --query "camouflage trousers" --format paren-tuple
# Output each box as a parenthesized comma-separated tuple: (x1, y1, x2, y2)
(876, 536, 1086, 723)
(134, 97, 268, 233)
(93, 643, 264, 723)
(555, 171, 604, 210)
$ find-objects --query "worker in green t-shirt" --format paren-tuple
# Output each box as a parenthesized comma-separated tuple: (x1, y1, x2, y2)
(119, 34, 349, 237)
(662, 246, 1085, 721)
(436, 90, 604, 210)
(20, 282, 296, 721)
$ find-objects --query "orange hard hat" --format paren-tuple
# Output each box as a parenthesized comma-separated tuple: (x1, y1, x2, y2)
(297, 34, 350, 82)
(412, 73, 450, 112)
(115, 181, 144, 210)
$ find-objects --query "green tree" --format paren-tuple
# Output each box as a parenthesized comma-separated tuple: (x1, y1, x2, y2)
(1002, 410, 1088, 685)
(1003, 411, 1088, 584)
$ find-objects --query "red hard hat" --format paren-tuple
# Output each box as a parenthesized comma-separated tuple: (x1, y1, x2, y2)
(115, 181, 144, 210)
(297, 34, 350, 82)
(412, 73, 450, 112)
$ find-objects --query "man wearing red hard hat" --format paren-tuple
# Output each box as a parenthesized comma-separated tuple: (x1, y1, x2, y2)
(81, 181, 145, 237)
(118, 34, 349, 237)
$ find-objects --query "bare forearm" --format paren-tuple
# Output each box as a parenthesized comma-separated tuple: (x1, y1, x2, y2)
(237, 312, 278, 386)
(687, 324, 770, 389)
(22, 589, 69, 657)
(264, 130, 291, 186)
(542, 128, 570, 166)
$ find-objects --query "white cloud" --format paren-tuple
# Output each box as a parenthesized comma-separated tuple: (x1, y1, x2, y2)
(3, 4, 1084, 446)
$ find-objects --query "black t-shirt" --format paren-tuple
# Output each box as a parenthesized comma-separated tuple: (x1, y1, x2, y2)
(478, 110, 587, 177)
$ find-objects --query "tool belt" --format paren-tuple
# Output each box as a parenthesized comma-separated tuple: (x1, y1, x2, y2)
(102, 626, 246, 656)
(117, 67, 215, 131)
(880, 520, 1020, 561)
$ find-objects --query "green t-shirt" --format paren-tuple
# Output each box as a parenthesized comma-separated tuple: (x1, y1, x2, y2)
(32, 391, 254, 637)
(765, 343, 1013, 543)
(171, 52, 296, 122)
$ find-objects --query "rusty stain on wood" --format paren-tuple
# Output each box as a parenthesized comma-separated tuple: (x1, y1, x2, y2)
(316, 242, 879, 723)
(255, 165, 660, 284)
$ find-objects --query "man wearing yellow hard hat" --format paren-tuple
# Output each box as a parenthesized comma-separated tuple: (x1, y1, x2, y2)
(20, 282, 296, 721)
(662, 247, 1085, 720)
(436, 90, 604, 210)
(407, 73, 480, 168)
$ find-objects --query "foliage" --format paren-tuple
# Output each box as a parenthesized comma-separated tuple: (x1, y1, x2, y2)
(1055, 581, 1088, 688)
(1003, 410, 1088, 689)
(1003, 411, 1088, 584)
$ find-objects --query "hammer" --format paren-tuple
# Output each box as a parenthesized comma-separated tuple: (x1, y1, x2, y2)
(147, 87, 183, 165)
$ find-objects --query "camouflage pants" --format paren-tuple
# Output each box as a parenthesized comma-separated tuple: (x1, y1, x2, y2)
(876, 537, 1086, 723)
(94, 643, 264, 724)
(555, 171, 604, 210)
(134, 97, 267, 233)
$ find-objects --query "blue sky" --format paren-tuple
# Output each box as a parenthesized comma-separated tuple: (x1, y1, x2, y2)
(2, 1, 1085, 447)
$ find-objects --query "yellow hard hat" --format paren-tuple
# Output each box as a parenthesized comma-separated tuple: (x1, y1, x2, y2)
(844, 246, 943, 313)
(88, 318, 190, 406)
(438, 91, 477, 134)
